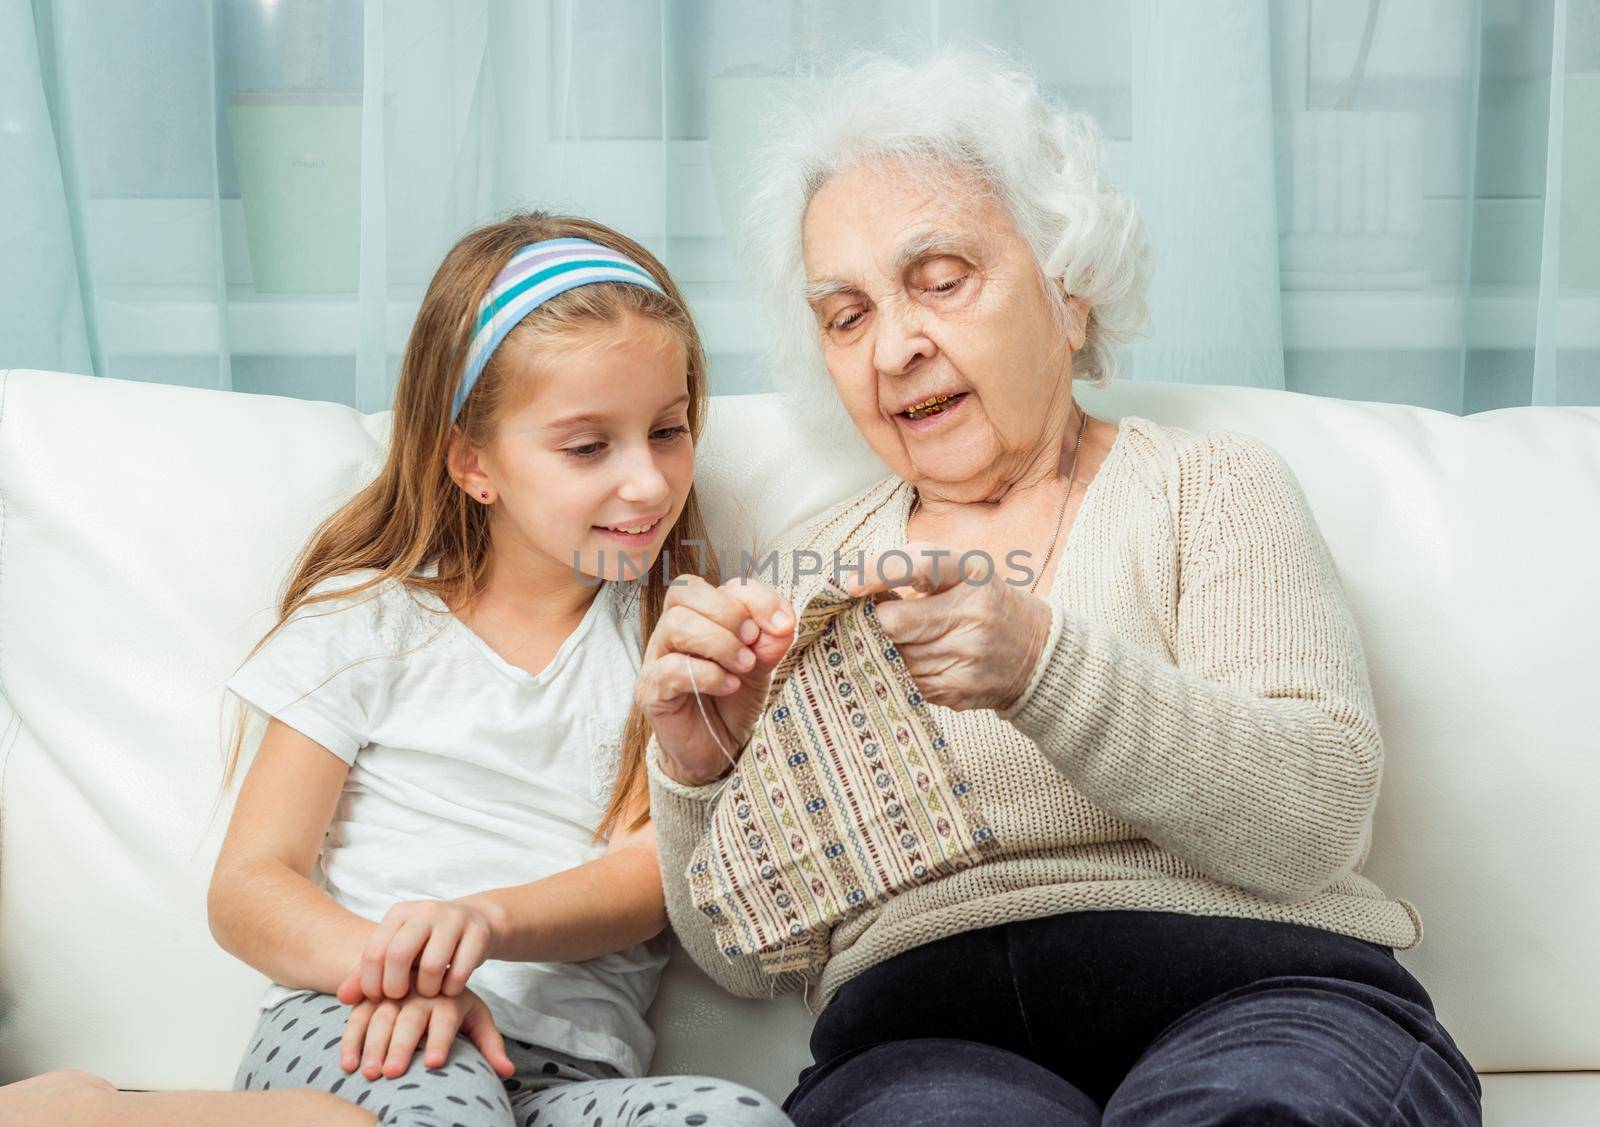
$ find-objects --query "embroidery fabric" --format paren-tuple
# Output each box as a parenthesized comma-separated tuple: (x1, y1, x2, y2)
(687, 579, 998, 976)
(588, 714, 626, 809)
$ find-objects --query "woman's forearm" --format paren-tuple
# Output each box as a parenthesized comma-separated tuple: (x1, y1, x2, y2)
(999, 434, 1384, 902)
(209, 856, 375, 994)
(1000, 599, 1380, 901)
(463, 842, 668, 965)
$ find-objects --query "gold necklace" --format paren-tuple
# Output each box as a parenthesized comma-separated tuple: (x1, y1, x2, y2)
(909, 407, 1091, 596)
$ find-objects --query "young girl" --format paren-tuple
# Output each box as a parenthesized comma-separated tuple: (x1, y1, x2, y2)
(204, 214, 793, 1126)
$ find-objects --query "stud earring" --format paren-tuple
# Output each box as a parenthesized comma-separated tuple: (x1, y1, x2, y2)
(480, 491, 490, 501)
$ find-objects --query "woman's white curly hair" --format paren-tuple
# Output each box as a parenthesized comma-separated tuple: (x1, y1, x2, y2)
(739, 45, 1152, 443)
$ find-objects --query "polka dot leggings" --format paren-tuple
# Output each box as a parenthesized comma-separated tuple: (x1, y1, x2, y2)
(233, 990, 793, 1127)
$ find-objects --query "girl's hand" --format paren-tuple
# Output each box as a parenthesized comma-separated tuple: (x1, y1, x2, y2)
(846, 542, 1053, 713)
(337, 899, 497, 1004)
(339, 984, 515, 1081)
(636, 575, 795, 787)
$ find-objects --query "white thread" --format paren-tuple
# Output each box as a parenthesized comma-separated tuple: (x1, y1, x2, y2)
(682, 653, 742, 800)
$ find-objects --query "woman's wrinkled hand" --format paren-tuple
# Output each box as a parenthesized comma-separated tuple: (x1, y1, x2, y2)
(846, 541, 1052, 713)
(339, 983, 514, 1081)
(337, 898, 497, 1005)
(636, 575, 795, 788)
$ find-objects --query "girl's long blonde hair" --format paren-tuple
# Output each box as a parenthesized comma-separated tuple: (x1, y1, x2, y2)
(219, 211, 718, 839)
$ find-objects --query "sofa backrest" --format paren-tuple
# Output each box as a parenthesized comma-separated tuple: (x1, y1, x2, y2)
(1, 367, 1596, 1095)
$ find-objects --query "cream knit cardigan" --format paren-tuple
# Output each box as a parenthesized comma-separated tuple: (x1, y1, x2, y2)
(647, 414, 1422, 1012)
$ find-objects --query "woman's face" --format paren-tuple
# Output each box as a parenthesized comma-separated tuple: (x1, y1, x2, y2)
(802, 161, 1089, 501)
(458, 313, 695, 586)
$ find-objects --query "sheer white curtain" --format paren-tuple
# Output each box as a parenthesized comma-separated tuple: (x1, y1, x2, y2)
(4, 0, 1596, 412)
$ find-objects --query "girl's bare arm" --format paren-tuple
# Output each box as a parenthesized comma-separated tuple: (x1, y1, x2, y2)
(460, 802, 668, 965)
(208, 717, 376, 993)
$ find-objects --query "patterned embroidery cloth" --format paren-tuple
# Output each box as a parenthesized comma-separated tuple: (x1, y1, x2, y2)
(687, 578, 998, 976)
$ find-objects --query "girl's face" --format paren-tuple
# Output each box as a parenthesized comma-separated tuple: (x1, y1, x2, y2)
(460, 313, 696, 587)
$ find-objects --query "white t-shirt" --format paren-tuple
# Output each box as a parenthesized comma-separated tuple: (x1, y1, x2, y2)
(224, 564, 666, 1076)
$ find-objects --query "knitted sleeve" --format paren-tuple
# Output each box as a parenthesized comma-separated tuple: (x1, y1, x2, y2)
(996, 432, 1383, 902)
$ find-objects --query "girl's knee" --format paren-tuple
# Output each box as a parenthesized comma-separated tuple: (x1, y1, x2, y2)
(271, 1088, 380, 1125)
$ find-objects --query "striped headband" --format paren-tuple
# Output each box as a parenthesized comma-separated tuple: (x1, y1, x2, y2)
(453, 236, 666, 419)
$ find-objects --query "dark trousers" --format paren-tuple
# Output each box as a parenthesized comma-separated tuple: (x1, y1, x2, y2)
(783, 910, 1481, 1126)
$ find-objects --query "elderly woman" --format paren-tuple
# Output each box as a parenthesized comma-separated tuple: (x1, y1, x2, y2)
(635, 50, 1480, 1126)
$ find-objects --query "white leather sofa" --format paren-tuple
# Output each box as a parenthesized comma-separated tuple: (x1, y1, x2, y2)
(1, 366, 1596, 1124)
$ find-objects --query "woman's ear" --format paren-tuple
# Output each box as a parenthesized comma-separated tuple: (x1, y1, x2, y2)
(1062, 292, 1092, 352)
